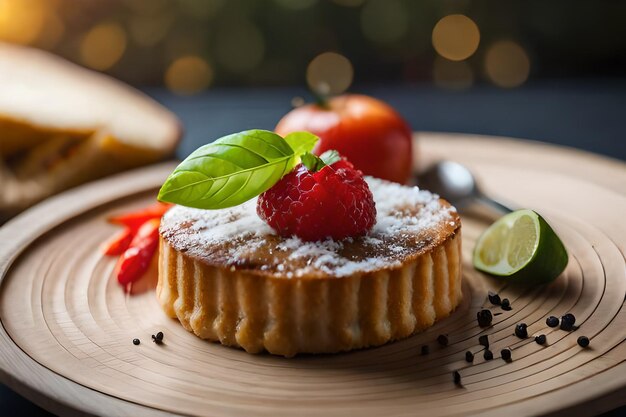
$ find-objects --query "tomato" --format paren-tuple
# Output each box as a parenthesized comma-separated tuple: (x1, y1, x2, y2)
(275, 94, 413, 184)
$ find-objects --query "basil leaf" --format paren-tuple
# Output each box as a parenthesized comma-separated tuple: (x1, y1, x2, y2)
(284, 131, 319, 158)
(301, 150, 341, 172)
(320, 150, 341, 166)
(301, 152, 325, 172)
(158, 129, 318, 209)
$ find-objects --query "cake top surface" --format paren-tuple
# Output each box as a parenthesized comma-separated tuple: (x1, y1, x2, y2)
(160, 177, 460, 278)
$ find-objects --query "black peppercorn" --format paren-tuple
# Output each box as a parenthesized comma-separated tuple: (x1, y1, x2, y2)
(453, 371, 461, 385)
(488, 291, 501, 306)
(535, 334, 547, 345)
(501, 298, 512, 310)
(478, 334, 489, 347)
(132, 338, 140, 345)
(515, 323, 528, 338)
(560, 313, 576, 331)
(465, 351, 474, 363)
(152, 332, 164, 344)
(484, 349, 493, 360)
(577, 336, 590, 348)
(421, 345, 430, 355)
(546, 316, 559, 327)
(477, 309, 493, 327)
(437, 334, 449, 346)
(501, 348, 512, 362)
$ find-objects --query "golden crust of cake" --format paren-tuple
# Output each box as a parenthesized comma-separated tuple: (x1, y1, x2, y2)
(157, 177, 462, 356)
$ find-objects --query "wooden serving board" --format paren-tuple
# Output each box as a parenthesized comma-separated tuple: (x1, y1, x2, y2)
(0, 133, 625, 417)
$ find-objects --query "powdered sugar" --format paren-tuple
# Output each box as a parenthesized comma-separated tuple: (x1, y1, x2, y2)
(164, 199, 273, 245)
(160, 177, 459, 277)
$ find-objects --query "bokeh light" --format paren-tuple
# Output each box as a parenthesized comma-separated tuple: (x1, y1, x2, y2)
(80, 23, 127, 71)
(165, 55, 213, 95)
(0, 1, 614, 90)
(215, 20, 265, 73)
(0, 0, 47, 45)
(306, 52, 354, 96)
(291, 96, 305, 107)
(485, 40, 531, 88)
(432, 14, 480, 61)
(433, 56, 474, 90)
(360, 0, 408, 44)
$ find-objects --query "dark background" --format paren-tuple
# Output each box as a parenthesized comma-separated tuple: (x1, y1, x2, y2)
(19, 0, 625, 86)
(3, 0, 625, 88)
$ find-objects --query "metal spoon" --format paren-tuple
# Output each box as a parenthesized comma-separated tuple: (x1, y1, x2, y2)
(416, 161, 513, 213)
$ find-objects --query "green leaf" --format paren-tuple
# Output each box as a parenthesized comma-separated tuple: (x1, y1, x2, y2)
(301, 152, 325, 171)
(301, 150, 342, 172)
(284, 131, 319, 160)
(158, 129, 318, 209)
(320, 150, 341, 166)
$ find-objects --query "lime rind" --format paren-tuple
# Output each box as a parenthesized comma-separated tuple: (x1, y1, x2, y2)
(473, 209, 568, 285)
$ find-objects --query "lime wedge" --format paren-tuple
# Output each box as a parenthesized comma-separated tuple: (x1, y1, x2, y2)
(473, 209, 568, 285)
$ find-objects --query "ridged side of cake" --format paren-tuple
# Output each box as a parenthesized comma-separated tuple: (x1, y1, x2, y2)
(157, 229, 462, 357)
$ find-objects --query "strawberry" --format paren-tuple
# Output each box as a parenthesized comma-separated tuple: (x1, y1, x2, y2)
(257, 151, 376, 241)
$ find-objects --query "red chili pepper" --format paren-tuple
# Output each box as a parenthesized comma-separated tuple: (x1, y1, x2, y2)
(101, 228, 133, 256)
(115, 218, 160, 286)
(108, 202, 172, 231)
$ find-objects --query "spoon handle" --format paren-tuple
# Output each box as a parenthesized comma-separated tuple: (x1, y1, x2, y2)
(477, 194, 514, 214)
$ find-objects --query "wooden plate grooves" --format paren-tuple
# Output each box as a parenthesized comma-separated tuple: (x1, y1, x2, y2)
(0, 133, 625, 417)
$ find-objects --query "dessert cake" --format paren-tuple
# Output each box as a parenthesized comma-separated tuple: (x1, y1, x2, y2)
(158, 177, 461, 357)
